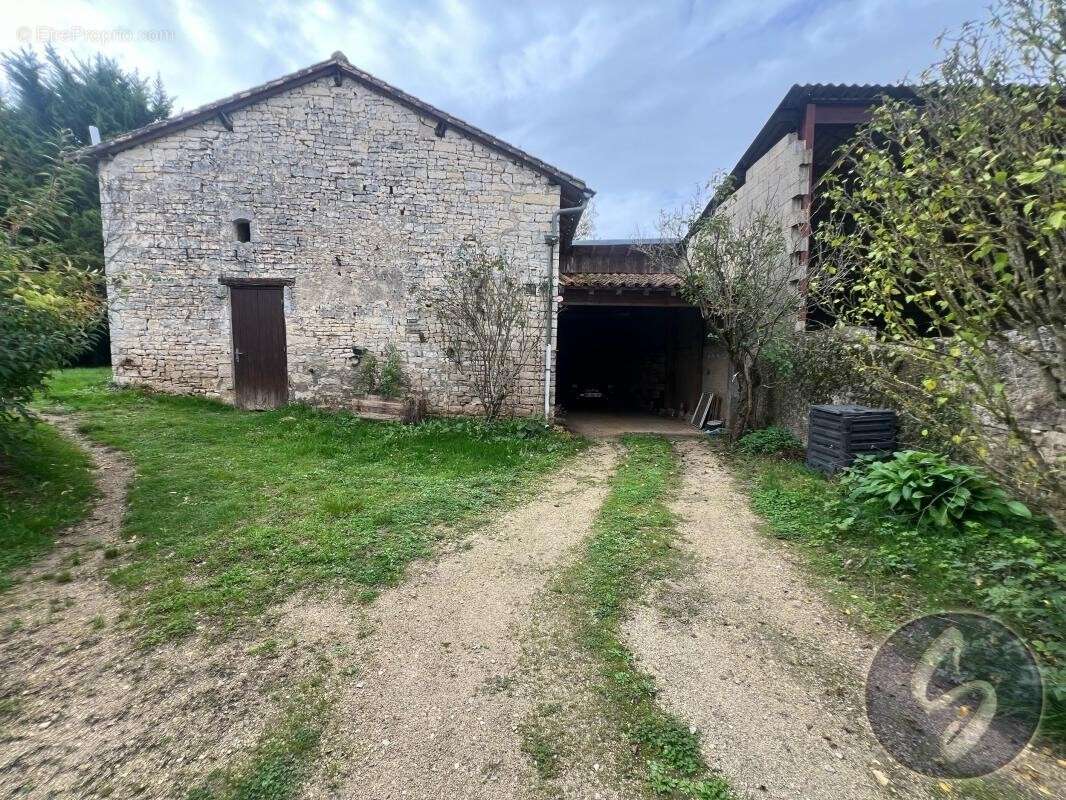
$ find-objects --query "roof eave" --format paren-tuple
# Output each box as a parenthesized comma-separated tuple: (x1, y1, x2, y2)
(685, 82, 918, 239)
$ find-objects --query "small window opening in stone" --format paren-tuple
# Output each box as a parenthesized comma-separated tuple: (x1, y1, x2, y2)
(233, 219, 251, 243)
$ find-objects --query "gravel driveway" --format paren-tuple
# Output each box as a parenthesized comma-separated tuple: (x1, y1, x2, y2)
(623, 439, 1062, 800)
(299, 443, 618, 800)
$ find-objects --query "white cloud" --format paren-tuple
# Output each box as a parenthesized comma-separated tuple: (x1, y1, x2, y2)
(0, 0, 982, 233)
(173, 0, 219, 62)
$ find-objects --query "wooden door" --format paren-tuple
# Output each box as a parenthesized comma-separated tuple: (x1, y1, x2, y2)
(230, 286, 288, 409)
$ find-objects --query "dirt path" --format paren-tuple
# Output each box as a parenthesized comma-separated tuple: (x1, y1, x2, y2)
(299, 442, 618, 800)
(623, 440, 1061, 800)
(0, 417, 327, 799)
(0, 419, 617, 800)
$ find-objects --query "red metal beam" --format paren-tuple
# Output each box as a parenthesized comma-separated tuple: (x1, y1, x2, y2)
(800, 102, 817, 143)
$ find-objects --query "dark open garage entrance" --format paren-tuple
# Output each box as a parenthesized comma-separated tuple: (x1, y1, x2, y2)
(556, 305, 703, 415)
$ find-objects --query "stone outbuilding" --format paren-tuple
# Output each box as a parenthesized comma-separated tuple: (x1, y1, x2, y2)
(85, 52, 592, 415)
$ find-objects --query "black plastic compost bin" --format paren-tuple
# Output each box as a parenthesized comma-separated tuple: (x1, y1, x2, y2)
(805, 404, 897, 474)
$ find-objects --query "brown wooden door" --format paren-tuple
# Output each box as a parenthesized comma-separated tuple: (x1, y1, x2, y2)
(230, 286, 288, 409)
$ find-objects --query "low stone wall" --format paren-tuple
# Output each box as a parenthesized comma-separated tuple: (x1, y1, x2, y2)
(772, 331, 1064, 468)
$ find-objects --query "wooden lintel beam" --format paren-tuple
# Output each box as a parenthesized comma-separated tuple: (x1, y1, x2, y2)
(219, 275, 295, 287)
(562, 288, 693, 308)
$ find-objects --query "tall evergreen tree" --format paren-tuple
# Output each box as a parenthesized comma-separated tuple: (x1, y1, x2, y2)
(0, 45, 173, 362)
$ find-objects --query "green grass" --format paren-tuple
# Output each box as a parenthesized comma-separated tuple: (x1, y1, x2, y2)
(186, 683, 327, 800)
(38, 368, 582, 644)
(519, 706, 563, 780)
(550, 436, 733, 800)
(0, 418, 96, 590)
(735, 452, 1066, 747)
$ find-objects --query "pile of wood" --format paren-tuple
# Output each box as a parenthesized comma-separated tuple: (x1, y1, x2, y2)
(691, 392, 724, 432)
(351, 395, 427, 423)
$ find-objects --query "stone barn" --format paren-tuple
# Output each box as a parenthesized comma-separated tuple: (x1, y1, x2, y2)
(85, 52, 592, 416)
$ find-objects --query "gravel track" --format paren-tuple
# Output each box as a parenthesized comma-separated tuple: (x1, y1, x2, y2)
(623, 440, 1062, 800)
(299, 443, 618, 800)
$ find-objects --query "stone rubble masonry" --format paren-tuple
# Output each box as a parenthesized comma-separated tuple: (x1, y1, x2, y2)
(775, 330, 1065, 470)
(98, 74, 560, 416)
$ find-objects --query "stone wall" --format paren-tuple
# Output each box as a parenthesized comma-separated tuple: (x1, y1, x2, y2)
(98, 75, 561, 416)
(773, 330, 1065, 468)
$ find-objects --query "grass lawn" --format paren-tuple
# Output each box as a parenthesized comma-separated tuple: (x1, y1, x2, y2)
(735, 452, 1066, 746)
(37, 368, 582, 643)
(185, 680, 328, 800)
(0, 419, 96, 591)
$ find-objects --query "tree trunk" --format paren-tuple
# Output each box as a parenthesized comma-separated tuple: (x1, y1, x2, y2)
(731, 358, 760, 442)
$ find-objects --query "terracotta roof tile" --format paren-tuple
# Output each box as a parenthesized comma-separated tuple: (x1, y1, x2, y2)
(560, 272, 682, 289)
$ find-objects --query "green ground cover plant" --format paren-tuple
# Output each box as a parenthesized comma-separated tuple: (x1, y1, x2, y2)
(185, 682, 327, 800)
(553, 436, 733, 799)
(0, 419, 95, 589)
(734, 426, 802, 457)
(736, 451, 1065, 745)
(842, 450, 1032, 529)
(38, 368, 582, 643)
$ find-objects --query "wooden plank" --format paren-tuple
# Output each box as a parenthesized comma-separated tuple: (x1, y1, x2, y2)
(231, 286, 288, 409)
(691, 393, 710, 426)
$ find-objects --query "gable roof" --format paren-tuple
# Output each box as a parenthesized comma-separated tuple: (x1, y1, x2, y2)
(81, 52, 592, 204)
(688, 83, 917, 235)
(727, 83, 917, 191)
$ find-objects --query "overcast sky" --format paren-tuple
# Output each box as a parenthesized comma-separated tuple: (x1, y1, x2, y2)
(3, 0, 982, 236)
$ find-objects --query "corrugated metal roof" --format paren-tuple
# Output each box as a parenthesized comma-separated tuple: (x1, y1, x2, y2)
(560, 272, 682, 289)
(688, 83, 918, 234)
(80, 52, 592, 201)
(730, 83, 917, 188)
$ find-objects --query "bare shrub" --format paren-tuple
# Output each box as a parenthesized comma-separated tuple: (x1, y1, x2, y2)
(423, 240, 541, 420)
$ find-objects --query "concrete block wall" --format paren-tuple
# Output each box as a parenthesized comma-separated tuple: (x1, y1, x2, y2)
(715, 131, 811, 282)
(700, 132, 812, 420)
(98, 75, 560, 416)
